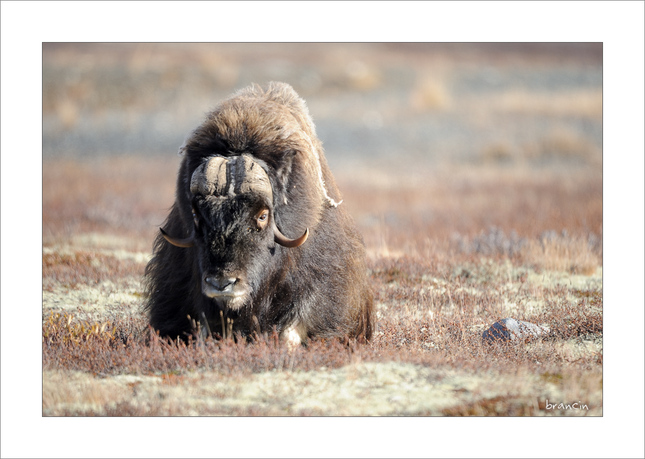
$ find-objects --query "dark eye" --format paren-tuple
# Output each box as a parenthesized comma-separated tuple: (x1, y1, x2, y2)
(255, 209, 270, 231)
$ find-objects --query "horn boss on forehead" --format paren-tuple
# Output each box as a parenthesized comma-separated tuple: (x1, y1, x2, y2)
(190, 155, 272, 198)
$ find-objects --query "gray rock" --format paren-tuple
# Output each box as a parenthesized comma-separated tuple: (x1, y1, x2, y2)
(482, 318, 550, 343)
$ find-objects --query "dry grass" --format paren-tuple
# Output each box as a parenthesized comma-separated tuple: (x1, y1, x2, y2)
(42, 250, 146, 291)
(43, 156, 177, 248)
(42, 156, 602, 416)
(340, 164, 602, 267)
(491, 89, 602, 119)
(409, 76, 452, 112)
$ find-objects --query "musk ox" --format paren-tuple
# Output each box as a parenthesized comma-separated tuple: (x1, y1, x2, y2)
(144, 82, 373, 345)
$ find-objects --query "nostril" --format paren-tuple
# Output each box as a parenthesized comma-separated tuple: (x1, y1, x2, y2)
(204, 276, 237, 292)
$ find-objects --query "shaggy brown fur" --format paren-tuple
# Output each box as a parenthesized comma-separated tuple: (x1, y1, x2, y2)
(144, 82, 374, 343)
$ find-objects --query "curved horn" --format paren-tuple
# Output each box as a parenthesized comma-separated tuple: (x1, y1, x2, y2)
(273, 222, 309, 248)
(159, 227, 195, 248)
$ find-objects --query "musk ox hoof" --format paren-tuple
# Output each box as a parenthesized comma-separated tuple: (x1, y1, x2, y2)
(482, 318, 550, 343)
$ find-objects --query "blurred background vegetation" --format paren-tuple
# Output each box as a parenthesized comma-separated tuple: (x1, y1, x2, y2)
(42, 43, 603, 260)
(43, 43, 602, 173)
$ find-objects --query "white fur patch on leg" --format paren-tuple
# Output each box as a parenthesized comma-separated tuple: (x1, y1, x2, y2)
(281, 322, 307, 348)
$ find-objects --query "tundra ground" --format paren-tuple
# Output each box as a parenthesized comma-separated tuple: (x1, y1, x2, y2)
(42, 158, 602, 416)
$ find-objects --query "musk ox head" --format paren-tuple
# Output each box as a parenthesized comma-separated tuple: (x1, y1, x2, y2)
(160, 153, 308, 310)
